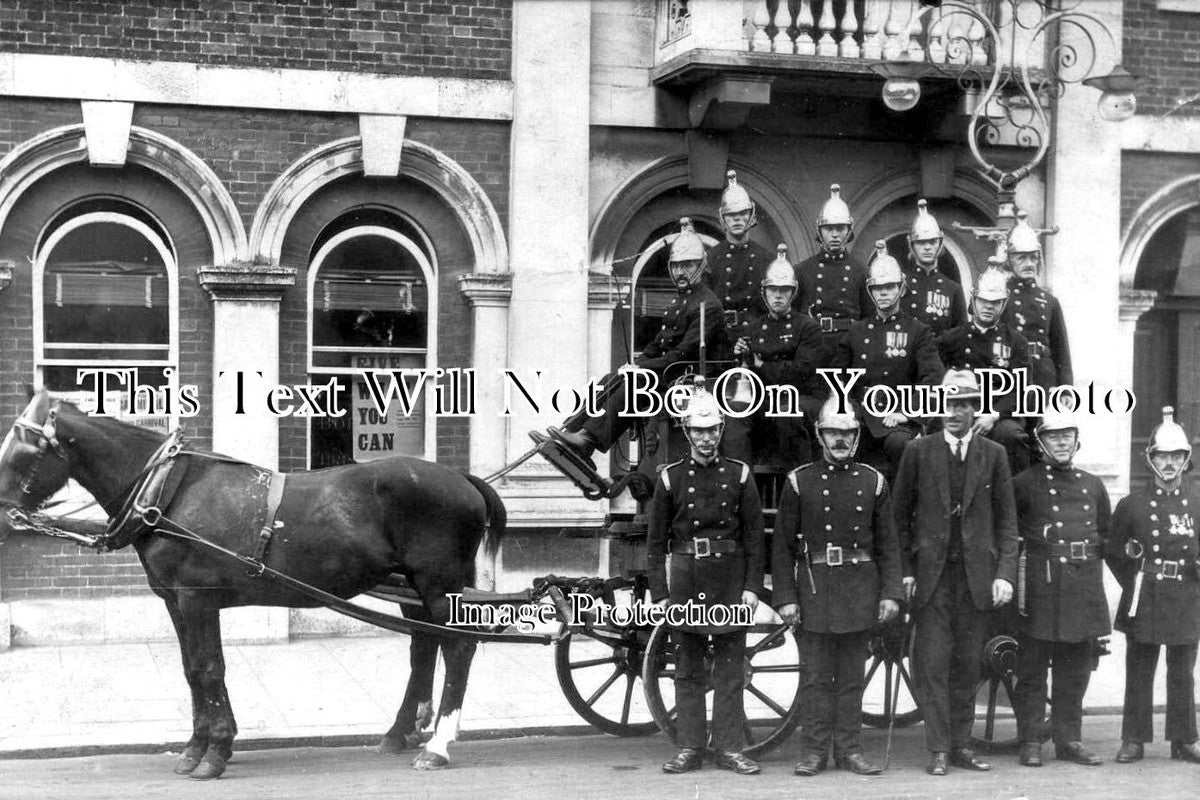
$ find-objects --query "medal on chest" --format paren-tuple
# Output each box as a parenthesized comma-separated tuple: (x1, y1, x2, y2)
(925, 290, 950, 318)
(1168, 512, 1195, 538)
(885, 330, 909, 358)
(992, 340, 1011, 368)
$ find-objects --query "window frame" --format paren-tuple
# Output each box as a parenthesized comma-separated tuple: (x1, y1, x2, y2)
(305, 224, 439, 464)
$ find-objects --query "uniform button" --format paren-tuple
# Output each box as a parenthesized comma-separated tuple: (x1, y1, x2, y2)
(688, 470, 695, 476)
(823, 489, 830, 496)
(1052, 506, 1059, 512)
(855, 506, 863, 512)
(817, 273, 824, 279)
(721, 484, 728, 489)
(693, 520, 700, 526)
(1150, 514, 1158, 522)
(853, 526, 861, 532)
(688, 487, 695, 493)
(1152, 530, 1159, 537)
(721, 502, 727, 507)
(688, 503, 695, 509)
(1055, 521, 1063, 527)
(715, 553, 722, 559)
(1083, 505, 1090, 511)
(824, 506, 831, 512)
(868, 324, 875, 330)
(1060, 556, 1067, 563)
(1150, 501, 1157, 508)
(1050, 489, 1057, 495)
(825, 524, 833, 531)
(1153, 545, 1160, 553)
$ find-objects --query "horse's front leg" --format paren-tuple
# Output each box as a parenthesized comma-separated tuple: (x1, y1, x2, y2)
(177, 603, 236, 780)
(378, 609, 438, 754)
(412, 635, 477, 770)
(162, 597, 208, 776)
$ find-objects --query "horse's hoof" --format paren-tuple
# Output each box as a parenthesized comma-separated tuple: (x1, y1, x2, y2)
(173, 753, 202, 775)
(377, 735, 411, 755)
(411, 750, 449, 770)
(188, 757, 227, 781)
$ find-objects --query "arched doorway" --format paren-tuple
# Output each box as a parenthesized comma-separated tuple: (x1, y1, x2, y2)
(1129, 205, 1200, 493)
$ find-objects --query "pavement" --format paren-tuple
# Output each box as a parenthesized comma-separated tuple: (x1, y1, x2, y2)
(0, 623, 1191, 760)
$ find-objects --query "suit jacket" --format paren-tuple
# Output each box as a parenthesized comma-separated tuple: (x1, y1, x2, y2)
(892, 433, 1020, 611)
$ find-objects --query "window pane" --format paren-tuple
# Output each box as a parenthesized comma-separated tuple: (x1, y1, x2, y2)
(43, 221, 169, 346)
(311, 235, 428, 350)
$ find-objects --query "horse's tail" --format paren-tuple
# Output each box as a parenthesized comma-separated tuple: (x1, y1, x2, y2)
(464, 472, 507, 559)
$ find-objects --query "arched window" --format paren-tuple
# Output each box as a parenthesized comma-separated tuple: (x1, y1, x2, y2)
(306, 221, 437, 467)
(625, 219, 722, 361)
(33, 207, 179, 430)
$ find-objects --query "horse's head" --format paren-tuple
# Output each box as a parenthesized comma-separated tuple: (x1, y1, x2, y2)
(0, 391, 75, 541)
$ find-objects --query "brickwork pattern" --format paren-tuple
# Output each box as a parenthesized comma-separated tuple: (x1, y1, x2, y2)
(0, 0, 512, 80)
(1124, 0, 1200, 119)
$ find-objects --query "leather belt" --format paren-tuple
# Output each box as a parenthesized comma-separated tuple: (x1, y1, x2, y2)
(811, 544, 872, 566)
(1140, 558, 1194, 581)
(1027, 341, 1050, 358)
(1029, 539, 1100, 562)
(672, 537, 740, 558)
(815, 315, 852, 333)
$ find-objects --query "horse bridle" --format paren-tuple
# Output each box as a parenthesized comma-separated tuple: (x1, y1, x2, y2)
(2, 408, 69, 509)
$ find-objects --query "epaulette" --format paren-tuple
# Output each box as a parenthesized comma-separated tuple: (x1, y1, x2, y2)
(860, 463, 886, 496)
(786, 461, 820, 494)
(725, 457, 751, 484)
(657, 459, 684, 491)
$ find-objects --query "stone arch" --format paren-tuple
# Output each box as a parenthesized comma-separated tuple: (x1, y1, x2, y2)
(590, 155, 811, 271)
(250, 137, 508, 273)
(1120, 173, 1200, 290)
(848, 166, 1001, 234)
(0, 124, 246, 264)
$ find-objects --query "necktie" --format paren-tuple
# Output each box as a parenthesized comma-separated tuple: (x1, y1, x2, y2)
(956, 440, 964, 461)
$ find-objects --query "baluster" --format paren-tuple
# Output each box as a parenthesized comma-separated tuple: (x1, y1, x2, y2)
(860, 0, 887, 60)
(927, 5, 946, 64)
(815, 0, 838, 56)
(883, 0, 906, 61)
(905, 0, 925, 60)
(968, 11, 987, 65)
(945, 7, 971, 65)
(795, 0, 816, 55)
(750, 0, 774, 52)
(839, 0, 860, 59)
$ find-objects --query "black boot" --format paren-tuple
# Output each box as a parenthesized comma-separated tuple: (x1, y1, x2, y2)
(662, 748, 704, 774)
(1115, 741, 1144, 763)
(1019, 741, 1043, 767)
(1171, 740, 1200, 763)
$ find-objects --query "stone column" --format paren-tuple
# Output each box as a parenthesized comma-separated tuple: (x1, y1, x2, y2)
(589, 273, 631, 579)
(1116, 289, 1159, 496)
(503, 0, 600, 527)
(197, 263, 296, 471)
(1044, 0, 1124, 488)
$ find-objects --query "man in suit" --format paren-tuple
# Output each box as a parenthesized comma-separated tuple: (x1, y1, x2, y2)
(892, 369, 1020, 776)
(1010, 410, 1111, 768)
(1105, 407, 1200, 765)
(646, 383, 766, 775)
(773, 396, 902, 777)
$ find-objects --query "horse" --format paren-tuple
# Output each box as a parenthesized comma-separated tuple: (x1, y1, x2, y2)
(0, 391, 507, 779)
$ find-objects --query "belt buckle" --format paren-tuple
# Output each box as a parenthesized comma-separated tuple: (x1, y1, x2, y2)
(826, 544, 843, 567)
(819, 316, 834, 333)
(1163, 560, 1180, 579)
(1069, 541, 1088, 561)
(693, 537, 712, 559)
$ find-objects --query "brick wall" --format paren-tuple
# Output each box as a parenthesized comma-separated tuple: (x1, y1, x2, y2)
(0, 98, 510, 598)
(0, 0, 511, 80)
(1124, 0, 1200, 119)
(1121, 151, 1200, 229)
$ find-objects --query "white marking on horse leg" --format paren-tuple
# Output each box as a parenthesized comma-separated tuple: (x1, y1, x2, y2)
(424, 709, 461, 760)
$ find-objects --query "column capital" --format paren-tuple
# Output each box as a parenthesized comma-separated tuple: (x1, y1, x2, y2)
(458, 272, 513, 307)
(588, 272, 630, 311)
(198, 262, 297, 302)
(1119, 288, 1159, 322)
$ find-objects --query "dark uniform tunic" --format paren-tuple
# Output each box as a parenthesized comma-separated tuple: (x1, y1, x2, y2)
(1011, 463, 1112, 745)
(903, 264, 967, 338)
(706, 240, 772, 329)
(830, 311, 944, 476)
(772, 459, 903, 757)
(1003, 277, 1072, 390)
(796, 249, 871, 325)
(646, 455, 766, 752)
(724, 309, 823, 465)
(938, 322, 1033, 473)
(579, 282, 725, 451)
(1105, 482, 1200, 745)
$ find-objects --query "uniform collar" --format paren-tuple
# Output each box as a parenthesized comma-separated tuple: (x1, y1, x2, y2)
(769, 308, 795, 322)
(822, 249, 847, 261)
(823, 458, 852, 471)
(690, 454, 721, 468)
(1013, 275, 1038, 289)
(972, 320, 997, 335)
(876, 308, 901, 323)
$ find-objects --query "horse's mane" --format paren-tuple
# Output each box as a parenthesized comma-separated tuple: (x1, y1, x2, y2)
(52, 399, 169, 447)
